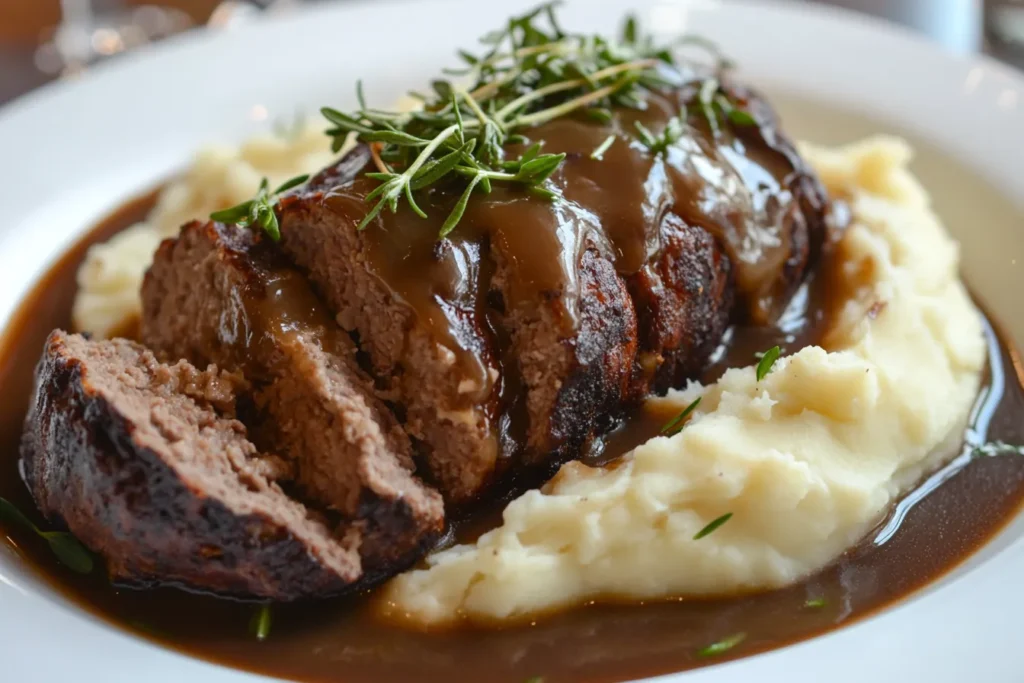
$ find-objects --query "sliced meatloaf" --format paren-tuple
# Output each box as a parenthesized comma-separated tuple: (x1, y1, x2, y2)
(20, 331, 359, 600)
(276, 76, 831, 502)
(627, 213, 734, 393)
(141, 221, 443, 570)
(278, 149, 503, 504)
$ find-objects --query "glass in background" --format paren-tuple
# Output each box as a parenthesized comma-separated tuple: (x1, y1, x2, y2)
(985, 0, 1024, 65)
(35, 0, 194, 75)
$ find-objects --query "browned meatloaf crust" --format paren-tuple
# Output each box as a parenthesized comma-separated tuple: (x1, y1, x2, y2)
(141, 221, 443, 570)
(276, 76, 829, 503)
(19, 331, 362, 600)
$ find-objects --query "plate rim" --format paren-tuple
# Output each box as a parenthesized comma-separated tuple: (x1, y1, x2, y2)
(0, 1, 1022, 682)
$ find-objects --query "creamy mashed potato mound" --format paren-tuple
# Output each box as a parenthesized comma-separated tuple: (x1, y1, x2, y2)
(381, 136, 987, 625)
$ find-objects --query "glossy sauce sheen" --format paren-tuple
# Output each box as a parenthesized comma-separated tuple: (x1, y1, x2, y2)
(323, 72, 815, 400)
(2, 188, 1024, 683)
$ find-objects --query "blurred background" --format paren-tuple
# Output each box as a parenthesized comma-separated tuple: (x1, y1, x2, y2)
(0, 0, 1022, 107)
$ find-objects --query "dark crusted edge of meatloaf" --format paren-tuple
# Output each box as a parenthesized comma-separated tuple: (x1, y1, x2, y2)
(19, 332, 364, 601)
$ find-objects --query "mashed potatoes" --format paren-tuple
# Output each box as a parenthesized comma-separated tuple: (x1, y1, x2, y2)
(72, 120, 337, 337)
(381, 137, 987, 626)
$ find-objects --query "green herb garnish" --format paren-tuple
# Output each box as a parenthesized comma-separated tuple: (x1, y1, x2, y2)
(971, 441, 1024, 458)
(696, 632, 746, 658)
(250, 603, 272, 641)
(590, 134, 616, 160)
(804, 597, 826, 609)
(693, 512, 732, 540)
(210, 174, 310, 242)
(661, 396, 701, 436)
(320, 4, 740, 237)
(755, 346, 781, 381)
(0, 496, 93, 574)
(692, 77, 757, 136)
(634, 116, 685, 157)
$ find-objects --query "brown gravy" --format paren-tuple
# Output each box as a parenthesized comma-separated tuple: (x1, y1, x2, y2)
(2, 191, 1024, 683)
(322, 71, 823, 411)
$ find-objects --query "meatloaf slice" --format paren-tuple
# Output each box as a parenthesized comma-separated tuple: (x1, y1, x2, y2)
(278, 150, 502, 504)
(627, 213, 734, 393)
(485, 225, 639, 466)
(20, 331, 359, 600)
(141, 221, 443, 570)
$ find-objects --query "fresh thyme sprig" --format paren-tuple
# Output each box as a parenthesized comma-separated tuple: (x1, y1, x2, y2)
(210, 175, 309, 242)
(319, 2, 748, 238)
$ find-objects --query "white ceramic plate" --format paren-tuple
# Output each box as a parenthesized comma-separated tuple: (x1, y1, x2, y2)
(1, 0, 1022, 681)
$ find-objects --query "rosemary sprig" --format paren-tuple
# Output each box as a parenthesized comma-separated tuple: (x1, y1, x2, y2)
(319, 3, 745, 238)
(0, 496, 93, 574)
(210, 175, 309, 242)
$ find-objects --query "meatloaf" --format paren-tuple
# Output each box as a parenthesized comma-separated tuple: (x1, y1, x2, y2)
(20, 331, 361, 600)
(141, 221, 443, 570)
(277, 73, 829, 503)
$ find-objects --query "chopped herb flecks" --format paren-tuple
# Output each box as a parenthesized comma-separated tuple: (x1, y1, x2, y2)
(971, 441, 1024, 459)
(661, 396, 701, 436)
(250, 603, 272, 641)
(696, 632, 746, 658)
(693, 512, 733, 540)
(756, 346, 781, 381)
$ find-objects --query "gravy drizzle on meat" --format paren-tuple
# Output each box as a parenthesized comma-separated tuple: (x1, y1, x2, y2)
(276, 69, 831, 503)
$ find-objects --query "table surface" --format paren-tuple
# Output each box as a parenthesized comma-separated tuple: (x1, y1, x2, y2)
(0, 0, 1020, 107)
